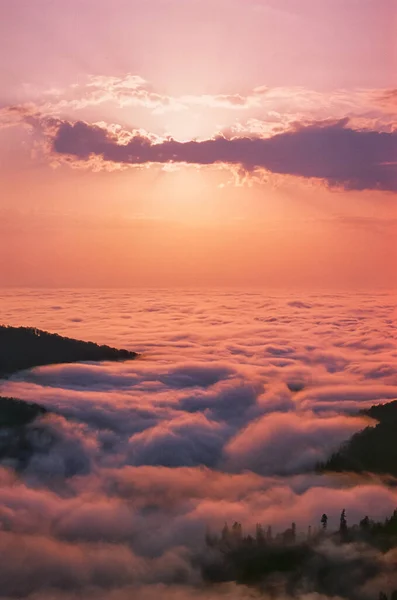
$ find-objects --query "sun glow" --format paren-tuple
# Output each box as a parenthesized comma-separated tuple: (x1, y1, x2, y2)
(162, 110, 226, 142)
(152, 164, 218, 220)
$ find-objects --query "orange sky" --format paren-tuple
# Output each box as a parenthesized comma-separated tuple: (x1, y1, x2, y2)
(0, 0, 396, 288)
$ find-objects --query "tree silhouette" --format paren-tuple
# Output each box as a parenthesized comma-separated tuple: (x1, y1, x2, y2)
(231, 521, 243, 543)
(292, 522, 296, 543)
(221, 522, 229, 543)
(255, 523, 264, 544)
(360, 516, 370, 530)
(340, 509, 348, 539)
(204, 508, 397, 594)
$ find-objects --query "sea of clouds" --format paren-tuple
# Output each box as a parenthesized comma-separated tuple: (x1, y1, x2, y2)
(0, 289, 396, 599)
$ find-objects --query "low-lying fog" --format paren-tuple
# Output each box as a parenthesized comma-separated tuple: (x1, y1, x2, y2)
(0, 289, 396, 599)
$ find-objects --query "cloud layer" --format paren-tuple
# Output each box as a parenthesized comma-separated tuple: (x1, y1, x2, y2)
(0, 290, 397, 598)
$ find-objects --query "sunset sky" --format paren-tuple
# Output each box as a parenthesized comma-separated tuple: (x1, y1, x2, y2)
(1, 0, 396, 288)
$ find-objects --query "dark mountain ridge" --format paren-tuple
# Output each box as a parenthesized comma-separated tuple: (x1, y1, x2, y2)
(319, 400, 397, 477)
(0, 324, 138, 377)
(0, 325, 138, 469)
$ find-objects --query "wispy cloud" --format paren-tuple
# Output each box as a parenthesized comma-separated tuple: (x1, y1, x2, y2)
(32, 74, 267, 114)
(2, 75, 397, 131)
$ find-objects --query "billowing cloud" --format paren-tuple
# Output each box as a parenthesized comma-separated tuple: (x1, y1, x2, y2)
(51, 118, 397, 191)
(223, 412, 372, 475)
(0, 291, 397, 597)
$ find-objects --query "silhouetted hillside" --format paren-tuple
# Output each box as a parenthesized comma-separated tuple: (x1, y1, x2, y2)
(0, 395, 51, 469)
(0, 395, 47, 427)
(0, 325, 138, 377)
(365, 400, 397, 423)
(319, 400, 397, 477)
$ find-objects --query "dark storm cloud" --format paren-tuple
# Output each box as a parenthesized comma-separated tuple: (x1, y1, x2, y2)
(52, 118, 397, 191)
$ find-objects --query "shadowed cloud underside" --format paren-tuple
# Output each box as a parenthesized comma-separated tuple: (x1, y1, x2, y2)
(52, 118, 397, 191)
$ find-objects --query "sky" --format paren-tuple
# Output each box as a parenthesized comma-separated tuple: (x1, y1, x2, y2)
(0, 0, 396, 288)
